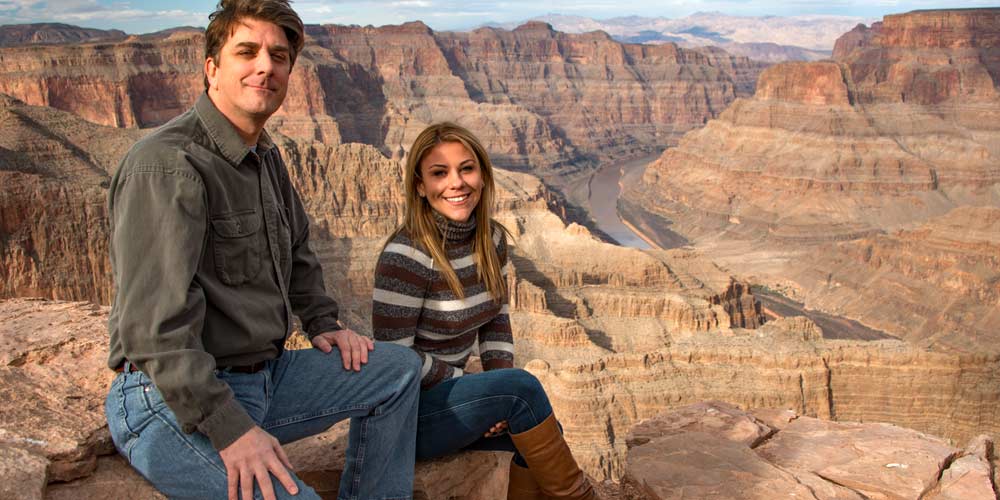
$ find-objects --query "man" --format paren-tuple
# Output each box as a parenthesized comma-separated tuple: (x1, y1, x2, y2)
(104, 1, 422, 499)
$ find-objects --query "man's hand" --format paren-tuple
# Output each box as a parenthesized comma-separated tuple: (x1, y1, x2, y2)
(484, 420, 508, 438)
(311, 329, 375, 371)
(219, 426, 298, 500)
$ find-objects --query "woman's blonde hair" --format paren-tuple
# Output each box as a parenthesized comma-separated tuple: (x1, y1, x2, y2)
(399, 122, 508, 301)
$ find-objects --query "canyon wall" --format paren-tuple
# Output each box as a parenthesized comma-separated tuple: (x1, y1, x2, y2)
(624, 8, 1000, 354)
(0, 21, 765, 176)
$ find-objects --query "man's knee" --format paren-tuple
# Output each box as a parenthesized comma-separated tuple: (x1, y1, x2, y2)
(374, 342, 422, 379)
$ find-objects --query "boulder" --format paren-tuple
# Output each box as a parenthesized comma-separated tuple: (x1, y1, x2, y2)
(755, 417, 960, 500)
(626, 401, 773, 449)
(924, 435, 996, 500)
(624, 431, 816, 499)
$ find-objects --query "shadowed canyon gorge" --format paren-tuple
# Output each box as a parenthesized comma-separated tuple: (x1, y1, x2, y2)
(1, 9, 999, 499)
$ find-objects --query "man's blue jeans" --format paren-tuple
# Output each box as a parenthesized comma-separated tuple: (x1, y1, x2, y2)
(105, 343, 422, 500)
(415, 368, 554, 466)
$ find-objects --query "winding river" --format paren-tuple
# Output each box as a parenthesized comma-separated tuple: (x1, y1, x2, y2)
(582, 154, 659, 249)
(579, 155, 898, 341)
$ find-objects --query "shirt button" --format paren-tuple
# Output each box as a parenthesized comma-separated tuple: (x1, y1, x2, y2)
(144, 386, 150, 393)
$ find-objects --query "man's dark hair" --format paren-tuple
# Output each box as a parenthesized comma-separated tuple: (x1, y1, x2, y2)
(203, 0, 305, 90)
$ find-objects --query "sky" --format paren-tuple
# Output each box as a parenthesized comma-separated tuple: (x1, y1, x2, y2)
(1, 0, 996, 34)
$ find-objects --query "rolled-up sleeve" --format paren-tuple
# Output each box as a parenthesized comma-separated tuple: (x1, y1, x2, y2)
(110, 165, 254, 450)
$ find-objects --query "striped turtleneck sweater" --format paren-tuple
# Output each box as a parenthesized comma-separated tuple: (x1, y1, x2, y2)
(372, 213, 514, 389)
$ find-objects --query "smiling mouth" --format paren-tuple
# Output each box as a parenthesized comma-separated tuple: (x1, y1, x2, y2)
(444, 194, 470, 203)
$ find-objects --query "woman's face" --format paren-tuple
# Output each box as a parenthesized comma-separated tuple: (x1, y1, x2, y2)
(417, 141, 484, 223)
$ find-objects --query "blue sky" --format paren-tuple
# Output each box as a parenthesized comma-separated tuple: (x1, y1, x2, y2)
(1, 0, 996, 33)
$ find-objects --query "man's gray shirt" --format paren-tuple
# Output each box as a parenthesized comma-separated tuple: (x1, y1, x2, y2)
(107, 93, 341, 450)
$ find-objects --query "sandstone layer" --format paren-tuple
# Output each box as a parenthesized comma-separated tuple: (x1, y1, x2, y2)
(624, 9, 1000, 354)
(623, 401, 997, 500)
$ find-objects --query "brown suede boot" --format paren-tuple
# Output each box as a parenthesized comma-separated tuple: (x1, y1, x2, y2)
(509, 414, 597, 500)
(507, 459, 545, 500)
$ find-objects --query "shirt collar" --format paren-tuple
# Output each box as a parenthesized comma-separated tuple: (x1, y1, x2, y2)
(194, 93, 276, 168)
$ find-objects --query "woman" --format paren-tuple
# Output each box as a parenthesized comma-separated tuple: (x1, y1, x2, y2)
(372, 122, 597, 500)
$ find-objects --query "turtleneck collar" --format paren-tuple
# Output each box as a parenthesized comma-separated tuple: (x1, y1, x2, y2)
(432, 210, 477, 243)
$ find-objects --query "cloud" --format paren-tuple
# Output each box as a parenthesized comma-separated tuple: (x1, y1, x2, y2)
(0, 0, 206, 29)
(391, 0, 432, 7)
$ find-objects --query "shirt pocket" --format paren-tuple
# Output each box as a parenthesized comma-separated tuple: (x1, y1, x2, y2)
(210, 209, 263, 286)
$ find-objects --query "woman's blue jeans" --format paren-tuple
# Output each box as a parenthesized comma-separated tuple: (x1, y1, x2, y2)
(105, 343, 422, 500)
(415, 368, 554, 467)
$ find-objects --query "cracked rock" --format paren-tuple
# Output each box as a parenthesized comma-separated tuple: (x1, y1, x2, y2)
(755, 416, 959, 500)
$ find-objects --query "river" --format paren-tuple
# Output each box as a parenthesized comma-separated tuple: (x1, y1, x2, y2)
(578, 154, 660, 249)
(575, 155, 898, 342)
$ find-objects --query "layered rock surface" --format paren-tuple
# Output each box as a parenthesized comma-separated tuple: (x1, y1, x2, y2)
(623, 401, 997, 500)
(5, 298, 996, 498)
(624, 8, 1000, 354)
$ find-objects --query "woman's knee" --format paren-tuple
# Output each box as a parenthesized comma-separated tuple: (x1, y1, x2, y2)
(504, 369, 552, 422)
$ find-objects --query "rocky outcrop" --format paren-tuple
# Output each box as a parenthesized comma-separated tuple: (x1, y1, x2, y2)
(0, 298, 509, 499)
(525, 319, 1000, 481)
(0, 299, 116, 483)
(875, 9, 1000, 50)
(624, 401, 997, 500)
(0, 445, 49, 500)
(832, 22, 879, 59)
(924, 435, 997, 500)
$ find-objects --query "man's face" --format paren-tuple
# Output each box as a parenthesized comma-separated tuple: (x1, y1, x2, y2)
(205, 18, 291, 127)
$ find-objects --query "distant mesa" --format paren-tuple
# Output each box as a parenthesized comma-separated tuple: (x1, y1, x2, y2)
(486, 12, 868, 62)
(0, 23, 126, 47)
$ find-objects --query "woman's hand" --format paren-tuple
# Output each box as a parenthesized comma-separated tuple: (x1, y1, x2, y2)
(484, 420, 508, 437)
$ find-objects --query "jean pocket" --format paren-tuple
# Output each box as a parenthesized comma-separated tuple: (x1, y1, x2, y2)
(106, 375, 144, 457)
(211, 209, 263, 285)
(140, 381, 170, 414)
